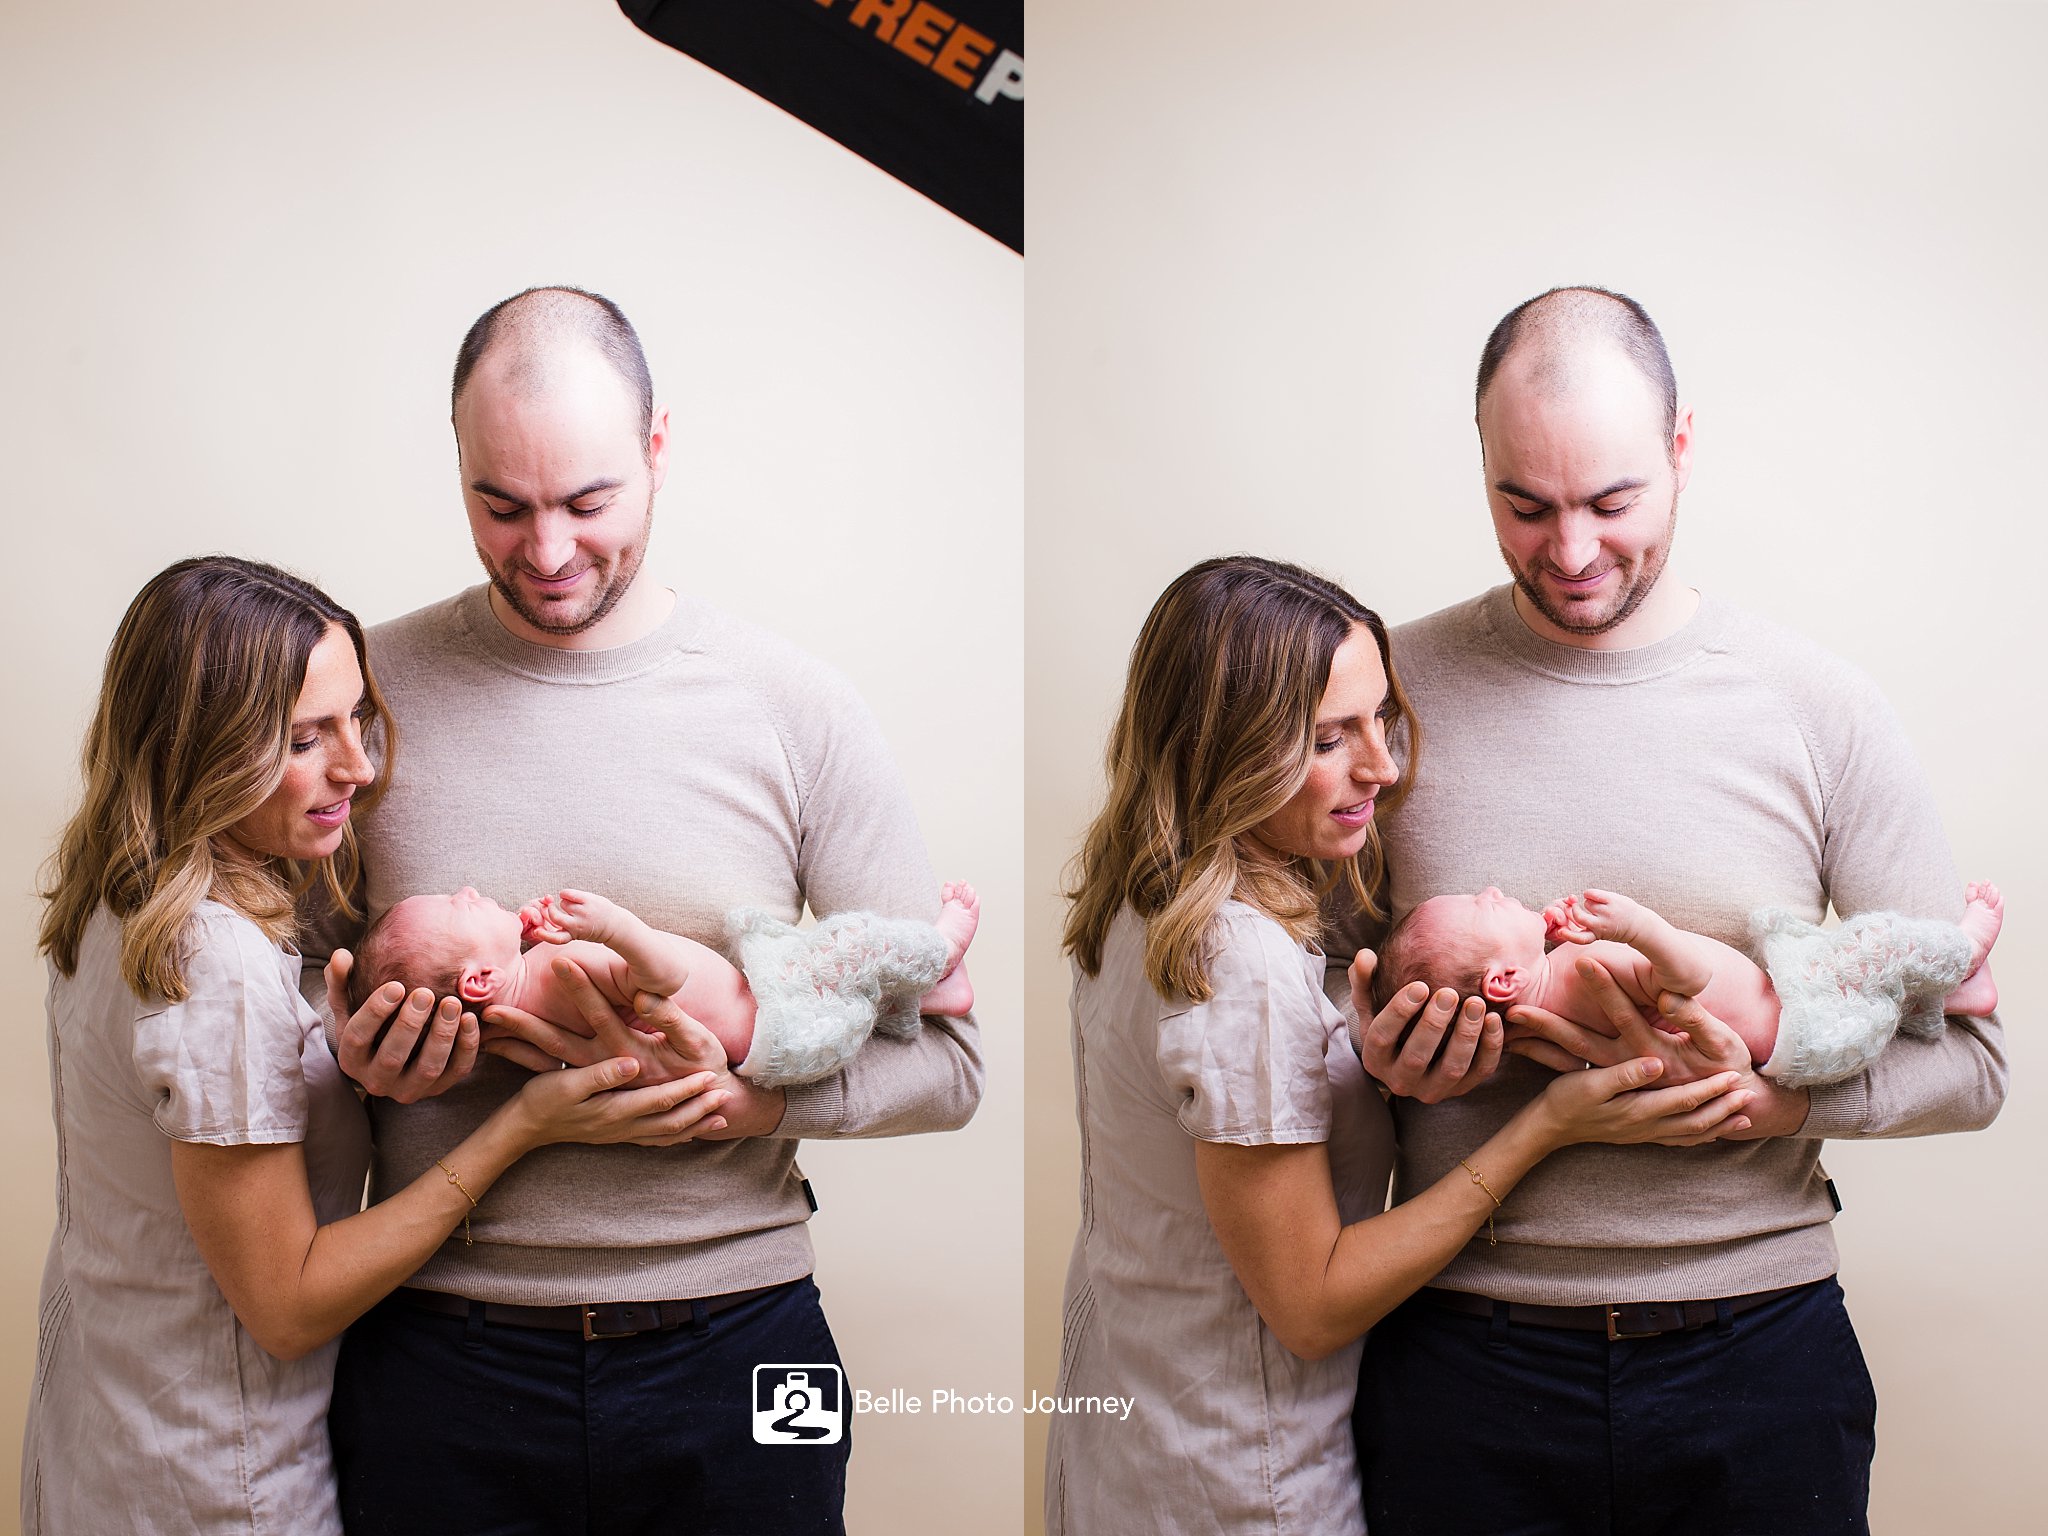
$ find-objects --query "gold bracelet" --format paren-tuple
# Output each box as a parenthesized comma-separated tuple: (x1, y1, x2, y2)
(436, 1158, 480, 1247)
(1459, 1158, 1504, 1247)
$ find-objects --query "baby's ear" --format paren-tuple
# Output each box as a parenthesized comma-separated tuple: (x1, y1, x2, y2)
(1482, 962, 1523, 1004)
(458, 962, 498, 1004)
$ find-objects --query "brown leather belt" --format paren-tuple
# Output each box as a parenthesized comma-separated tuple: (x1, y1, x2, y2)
(1419, 1283, 1806, 1341)
(394, 1283, 782, 1341)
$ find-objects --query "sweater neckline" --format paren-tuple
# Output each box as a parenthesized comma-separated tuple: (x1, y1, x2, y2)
(1477, 583, 1728, 684)
(452, 583, 706, 684)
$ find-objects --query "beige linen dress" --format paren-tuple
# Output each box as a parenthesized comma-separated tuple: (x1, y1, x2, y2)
(24, 902, 373, 1535)
(1047, 902, 1396, 1536)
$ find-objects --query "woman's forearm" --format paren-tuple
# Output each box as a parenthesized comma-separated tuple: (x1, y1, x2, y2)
(1310, 1103, 1562, 1353)
(1198, 1099, 1567, 1362)
(173, 1096, 547, 1361)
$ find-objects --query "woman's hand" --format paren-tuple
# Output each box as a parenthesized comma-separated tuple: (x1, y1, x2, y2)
(486, 957, 787, 1140)
(507, 1057, 731, 1150)
(1509, 955, 1810, 1140)
(326, 949, 479, 1102)
(1530, 1056, 1754, 1149)
(1348, 949, 1503, 1102)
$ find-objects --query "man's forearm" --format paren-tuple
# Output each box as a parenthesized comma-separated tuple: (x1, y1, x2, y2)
(1801, 1013, 2007, 1139)
(774, 1014, 984, 1139)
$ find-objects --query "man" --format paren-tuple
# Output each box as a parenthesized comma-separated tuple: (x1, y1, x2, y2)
(308, 286, 982, 1533)
(1340, 287, 2005, 1534)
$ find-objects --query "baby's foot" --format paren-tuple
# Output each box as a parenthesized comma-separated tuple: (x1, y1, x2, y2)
(919, 883, 980, 1017)
(1943, 882, 2003, 1016)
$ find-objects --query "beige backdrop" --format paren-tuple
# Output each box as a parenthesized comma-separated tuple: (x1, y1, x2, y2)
(1026, 2, 2044, 1532)
(0, 2, 1021, 1532)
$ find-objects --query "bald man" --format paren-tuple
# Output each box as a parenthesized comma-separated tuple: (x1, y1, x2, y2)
(1335, 288, 2004, 1534)
(306, 287, 981, 1534)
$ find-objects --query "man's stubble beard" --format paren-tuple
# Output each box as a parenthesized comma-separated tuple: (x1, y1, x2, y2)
(1504, 497, 1678, 638)
(482, 499, 654, 637)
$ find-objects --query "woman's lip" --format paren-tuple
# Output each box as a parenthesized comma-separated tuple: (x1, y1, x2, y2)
(307, 798, 352, 826)
(1331, 798, 1377, 826)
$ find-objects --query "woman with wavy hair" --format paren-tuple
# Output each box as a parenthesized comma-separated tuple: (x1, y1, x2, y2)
(26, 556, 727, 1536)
(1045, 556, 1755, 1536)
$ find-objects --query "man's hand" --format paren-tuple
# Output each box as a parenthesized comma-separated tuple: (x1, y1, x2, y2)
(1507, 955, 1809, 1140)
(326, 948, 480, 1102)
(484, 957, 786, 1140)
(1347, 949, 1504, 1102)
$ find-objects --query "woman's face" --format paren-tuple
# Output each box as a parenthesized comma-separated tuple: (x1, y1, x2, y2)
(219, 623, 375, 864)
(1245, 623, 1398, 864)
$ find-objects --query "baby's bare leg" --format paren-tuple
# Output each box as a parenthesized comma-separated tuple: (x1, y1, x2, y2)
(1943, 882, 2003, 1017)
(918, 883, 981, 1018)
(1573, 889, 1717, 999)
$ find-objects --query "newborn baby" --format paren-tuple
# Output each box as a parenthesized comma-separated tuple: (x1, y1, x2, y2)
(346, 883, 980, 1087)
(1371, 883, 2002, 1086)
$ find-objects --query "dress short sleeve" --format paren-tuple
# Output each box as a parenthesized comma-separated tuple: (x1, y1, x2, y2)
(131, 906, 313, 1146)
(1155, 906, 1337, 1146)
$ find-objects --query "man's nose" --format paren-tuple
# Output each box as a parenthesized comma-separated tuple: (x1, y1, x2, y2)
(526, 510, 576, 574)
(1549, 510, 1600, 574)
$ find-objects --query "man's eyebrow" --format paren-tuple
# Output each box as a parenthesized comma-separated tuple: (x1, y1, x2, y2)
(1494, 477, 1647, 506)
(469, 477, 624, 507)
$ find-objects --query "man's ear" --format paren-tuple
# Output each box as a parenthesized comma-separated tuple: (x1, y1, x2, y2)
(647, 402, 671, 494)
(458, 962, 497, 1004)
(1670, 402, 1695, 494)
(1482, 962, 1523, 1004)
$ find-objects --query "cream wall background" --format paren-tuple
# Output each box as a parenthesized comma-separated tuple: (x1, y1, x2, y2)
(1027, 2, 2043, 1532)
(0, 2, 1021, 1532)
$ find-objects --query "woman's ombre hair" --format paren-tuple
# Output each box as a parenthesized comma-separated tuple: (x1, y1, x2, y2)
(1063, 556, 1416, 1002)
(39, 557, 391, 1001)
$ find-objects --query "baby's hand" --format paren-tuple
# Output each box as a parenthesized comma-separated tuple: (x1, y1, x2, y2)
(546, 888, 624, 944)
(1573, 889, 1645, 943)
(520, 895, 573, 947)
(1544, 896, 1596, 946)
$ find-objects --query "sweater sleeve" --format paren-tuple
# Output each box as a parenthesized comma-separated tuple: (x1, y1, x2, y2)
(769, 664, 984, 1140)
(1794, 661, 2008, 1139)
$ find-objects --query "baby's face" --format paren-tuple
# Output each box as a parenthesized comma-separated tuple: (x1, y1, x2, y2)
(1413, 888, 1547, 975)
(386, 887, 523, 976)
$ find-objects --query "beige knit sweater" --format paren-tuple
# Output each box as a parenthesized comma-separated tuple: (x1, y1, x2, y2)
(304, 586, 982, 1303)
(1331, 586, 2005, 1304)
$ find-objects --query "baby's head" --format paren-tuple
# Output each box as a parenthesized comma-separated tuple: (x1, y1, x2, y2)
(1369, 888, 1547, 1013)
(345, 887, 523, 1014)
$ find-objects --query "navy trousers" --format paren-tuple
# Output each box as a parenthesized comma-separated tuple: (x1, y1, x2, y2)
(329, 1276, 851, 1536)
(1353, 1277, 1876, 1536)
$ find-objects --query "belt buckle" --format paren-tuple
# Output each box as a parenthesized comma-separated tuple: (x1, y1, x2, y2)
(582, 1304, 640, 1341)
(1605, 1303, 1664, 1341)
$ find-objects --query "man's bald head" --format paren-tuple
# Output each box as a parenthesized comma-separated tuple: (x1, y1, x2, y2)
(1475, 287, 1677, 455)
(451, 286, 654, 449)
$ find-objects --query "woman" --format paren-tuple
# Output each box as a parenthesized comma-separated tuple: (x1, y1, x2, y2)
(1045, 556, 1753, 1535)
(25, 557, 726, 1535)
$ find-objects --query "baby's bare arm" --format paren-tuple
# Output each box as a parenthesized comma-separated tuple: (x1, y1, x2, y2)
(1570, 889, 1717, 999)
(529, 889, 698, 998)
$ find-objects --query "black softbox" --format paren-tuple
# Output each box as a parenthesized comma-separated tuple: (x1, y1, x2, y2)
(619, 0, 1023, 252)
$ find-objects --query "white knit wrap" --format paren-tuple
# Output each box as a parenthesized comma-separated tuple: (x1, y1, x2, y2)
(728, 908, 951, 1087)
(1755, 908, 1974, 1087)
